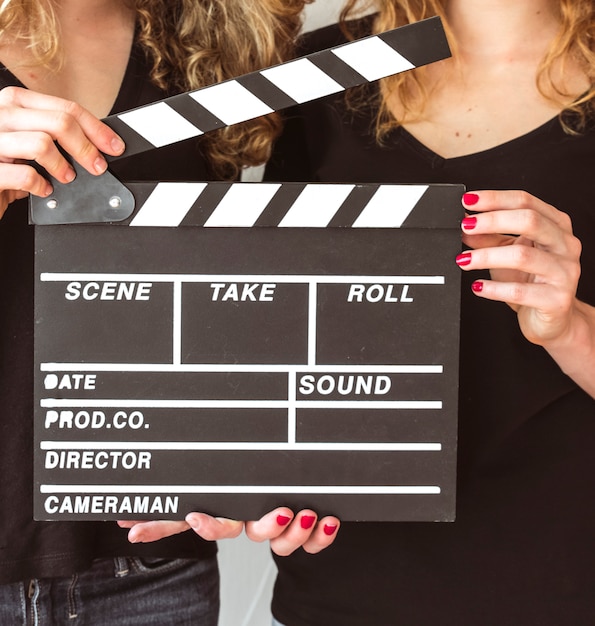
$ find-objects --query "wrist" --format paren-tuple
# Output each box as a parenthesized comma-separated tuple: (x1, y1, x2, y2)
(543, 300, 595, 393)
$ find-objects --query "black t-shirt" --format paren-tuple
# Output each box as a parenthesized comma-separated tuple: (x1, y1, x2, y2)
(265, 22, 595, 626)
(0, 40, 217, 584)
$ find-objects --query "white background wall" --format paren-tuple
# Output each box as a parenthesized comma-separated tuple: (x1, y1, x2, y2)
(302, 0, 345, 31)
(218, 2, 344, 625)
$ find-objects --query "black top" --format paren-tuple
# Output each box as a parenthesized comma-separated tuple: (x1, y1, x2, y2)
(0, 40, 216, 584)
(265, 23, 595, 626)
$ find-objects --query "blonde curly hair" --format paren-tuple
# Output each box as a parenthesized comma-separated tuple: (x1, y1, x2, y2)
(0, 0, 311, 179)
(340, 0, 595, 138)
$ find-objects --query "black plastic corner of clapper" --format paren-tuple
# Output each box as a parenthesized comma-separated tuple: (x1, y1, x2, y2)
(29, 160, 135, 225)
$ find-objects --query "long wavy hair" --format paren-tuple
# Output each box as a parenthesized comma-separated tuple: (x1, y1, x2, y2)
(340, 0, 595, 138)
(0, 0, 310, 178)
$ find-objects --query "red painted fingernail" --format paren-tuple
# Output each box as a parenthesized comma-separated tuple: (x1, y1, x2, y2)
(471, 281, 484, 292)
(300, 515, 315, 530)
(463, 193, 479, 206)
(455, 252, 472, 266)
(461, 216, 477, 230)
(276, 515, 291, 526)
(323, 524, 338, 536)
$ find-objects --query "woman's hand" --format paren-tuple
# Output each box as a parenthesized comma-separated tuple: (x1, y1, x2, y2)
(117, 516, 243, 543)
(118, 507, 340, 555)
(245, 507, 340, 556)
(0, 86, 125, 219)
(457, 190, 595, 396)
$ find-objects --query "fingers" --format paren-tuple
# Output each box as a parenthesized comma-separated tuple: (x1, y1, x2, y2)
(0, 86, 125, 155)
(117, 514, 244, 543)
(458, 190, 581, 286)
(0, 86, 125, 186)
(299, 516, 340, 555)
(0, 110, 90, 183)
(456, 240, 578, 286)
(0, 161, 53, 199)
(185, 513, 244, 541)
(244, 507, 296, 542)
(116, 508, 341, 554)
(117, 520, 191, 543)
(462, 190, 569, 225)
(245, 508, 340, 556)
(457, 190, 582, 344)
(462, 277, 566, 312)
(461, 190, 576, 253)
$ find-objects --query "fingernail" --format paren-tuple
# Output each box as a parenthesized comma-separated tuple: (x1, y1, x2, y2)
(111, 136, 125, 154)
(94, 156, 107, 174)
(463, 192, 479, 206)
(462, 216, 477, 230)
(300, 515, 315, 530)
(43, 183, 53, 197)
(276, 515, 291, 526)
(323, 524, 338, 536)
(472, 281, 484, 292)
(455, 252, 472, 266)
(64, 167, 76, 183)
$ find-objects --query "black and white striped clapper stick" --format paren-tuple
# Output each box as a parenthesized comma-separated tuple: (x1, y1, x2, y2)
(123, 182, 460, 229)
(29, 16, 450, 224)
(108, 16, 449, 159)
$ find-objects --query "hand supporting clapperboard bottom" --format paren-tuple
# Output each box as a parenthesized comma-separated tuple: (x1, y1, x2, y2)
(118, 508, 341, 555)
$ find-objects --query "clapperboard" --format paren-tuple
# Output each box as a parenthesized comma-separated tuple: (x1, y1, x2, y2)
(31, 16, 464, 521)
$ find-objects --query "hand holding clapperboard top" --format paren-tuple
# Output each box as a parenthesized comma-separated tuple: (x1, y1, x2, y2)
(30, 16, 465, 522)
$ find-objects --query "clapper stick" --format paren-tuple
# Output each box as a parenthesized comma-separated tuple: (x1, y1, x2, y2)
(29, 16, 450, 225)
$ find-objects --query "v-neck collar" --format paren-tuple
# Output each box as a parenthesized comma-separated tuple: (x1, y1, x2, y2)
(394, 114, 564, 167)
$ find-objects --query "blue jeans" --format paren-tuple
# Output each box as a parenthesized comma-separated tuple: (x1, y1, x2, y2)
(0, 556, 219, 625)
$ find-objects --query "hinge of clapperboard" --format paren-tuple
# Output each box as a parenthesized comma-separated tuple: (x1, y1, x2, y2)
(29, 16, 451, 226)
